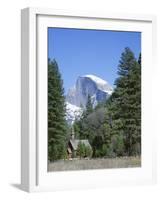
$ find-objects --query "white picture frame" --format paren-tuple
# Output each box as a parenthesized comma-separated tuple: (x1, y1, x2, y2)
(21, 7, 157, 192)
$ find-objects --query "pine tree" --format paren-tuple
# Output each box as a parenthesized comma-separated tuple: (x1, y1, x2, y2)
(48, 59, 67, 161)
(86, 95, 93, 115)
(109, 48, 141, 156)
(75, 95, 93, 140)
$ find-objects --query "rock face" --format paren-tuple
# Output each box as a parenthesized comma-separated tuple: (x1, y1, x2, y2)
(66, 75, 113, 108)
(65, 75, 113, 124)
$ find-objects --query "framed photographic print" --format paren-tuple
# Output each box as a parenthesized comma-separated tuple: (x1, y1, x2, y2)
(21, 8, 157, 192)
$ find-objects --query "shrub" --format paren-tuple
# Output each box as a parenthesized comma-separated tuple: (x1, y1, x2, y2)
(77, 142, 86, 158)
(85, 145, 93, 158)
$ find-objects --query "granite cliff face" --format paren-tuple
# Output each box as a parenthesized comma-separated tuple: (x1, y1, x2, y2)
(66, 75, 113, 124)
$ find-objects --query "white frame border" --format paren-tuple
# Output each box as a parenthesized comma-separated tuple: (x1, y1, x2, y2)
(21, 7, 157, 192)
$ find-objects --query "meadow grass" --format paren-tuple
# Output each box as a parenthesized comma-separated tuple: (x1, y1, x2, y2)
(48, 156, 141, 172)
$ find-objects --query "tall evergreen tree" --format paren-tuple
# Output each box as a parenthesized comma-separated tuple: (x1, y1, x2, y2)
(48, 59, 67, 161)
(85, 95, 93, 116)
(109, 48, 141, 156)
(74, 95, 93, 140)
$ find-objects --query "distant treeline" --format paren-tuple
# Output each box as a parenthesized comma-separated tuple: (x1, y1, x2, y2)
(48, 48, 141, 161)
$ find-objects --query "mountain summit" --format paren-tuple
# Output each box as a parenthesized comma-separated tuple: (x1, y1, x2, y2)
(66, 75, 113, 108)
(66, 75, 113, 124)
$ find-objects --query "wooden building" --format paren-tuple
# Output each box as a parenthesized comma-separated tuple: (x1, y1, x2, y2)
(67, 129, 92, 159)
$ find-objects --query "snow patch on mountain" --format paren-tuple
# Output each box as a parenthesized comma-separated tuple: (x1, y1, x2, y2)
(84, 74, 107, 84)
(83, 75, 113, 94)
(66, 102, 83, 125)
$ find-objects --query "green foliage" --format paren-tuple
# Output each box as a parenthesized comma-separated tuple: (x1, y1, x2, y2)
(48, 59, 67, 161)
(77, 142, 86, 158)
(76, 141, 93, 158)
(86, 95, 93, 115)
(101, 144, 108, 157)
(109, 48, 141, 156)
(73, 48, 141, 158)
(48, 48, 141, 162)
(74, 95, 94, 140)
(111, 134, 125, 156)
(85, 145, 93, 158)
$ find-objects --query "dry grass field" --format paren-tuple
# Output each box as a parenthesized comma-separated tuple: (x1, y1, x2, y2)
(48, 157, 141, 172)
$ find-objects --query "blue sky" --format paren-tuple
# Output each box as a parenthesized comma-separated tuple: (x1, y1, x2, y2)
(48, 28, 141, 94)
